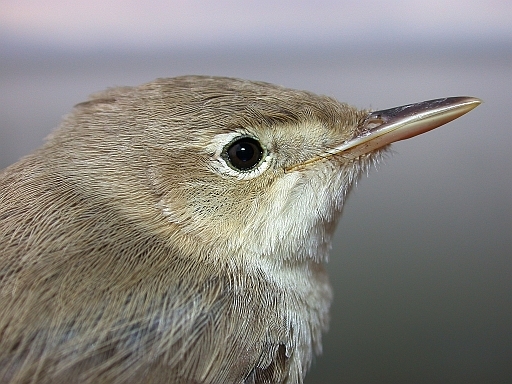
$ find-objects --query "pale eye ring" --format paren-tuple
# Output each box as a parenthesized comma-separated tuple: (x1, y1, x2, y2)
(223, 137, 264, 171)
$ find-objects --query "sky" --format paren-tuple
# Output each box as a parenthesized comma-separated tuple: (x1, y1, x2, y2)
(2, 0, 512, 51)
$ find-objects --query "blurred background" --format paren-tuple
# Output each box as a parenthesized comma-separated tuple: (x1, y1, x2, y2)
(1, 1, 511, 382)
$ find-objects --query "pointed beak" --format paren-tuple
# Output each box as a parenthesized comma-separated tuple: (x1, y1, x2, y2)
(331, 96, 481, 159)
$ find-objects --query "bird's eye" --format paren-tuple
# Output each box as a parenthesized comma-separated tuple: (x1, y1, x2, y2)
(224, 137, 264, 171)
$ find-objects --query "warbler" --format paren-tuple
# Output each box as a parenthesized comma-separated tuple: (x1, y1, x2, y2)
(0, 76, 480, 383)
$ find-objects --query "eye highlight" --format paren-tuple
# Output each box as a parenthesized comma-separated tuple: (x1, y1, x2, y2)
(224, 137, 264, 171)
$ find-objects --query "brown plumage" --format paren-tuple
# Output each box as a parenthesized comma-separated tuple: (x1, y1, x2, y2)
(0, 76, 480, 383)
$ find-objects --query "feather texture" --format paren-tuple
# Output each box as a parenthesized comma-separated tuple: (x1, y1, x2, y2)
(0, 76, 379, 383)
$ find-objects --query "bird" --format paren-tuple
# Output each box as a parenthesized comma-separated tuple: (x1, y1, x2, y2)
(0, 76, 480, 384)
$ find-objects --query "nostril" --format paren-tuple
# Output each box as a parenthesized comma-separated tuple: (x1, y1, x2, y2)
(363, 115, 385, 131)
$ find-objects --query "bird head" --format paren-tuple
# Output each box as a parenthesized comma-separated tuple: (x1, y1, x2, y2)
(49, 76, 479, 272)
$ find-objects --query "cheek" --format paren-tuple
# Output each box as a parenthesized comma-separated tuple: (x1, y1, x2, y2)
(233, 172, 328, 258)
(154, 172, 271, 240)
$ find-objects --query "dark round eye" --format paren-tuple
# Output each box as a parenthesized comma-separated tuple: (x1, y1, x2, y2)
(225, 137, 263, 171)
